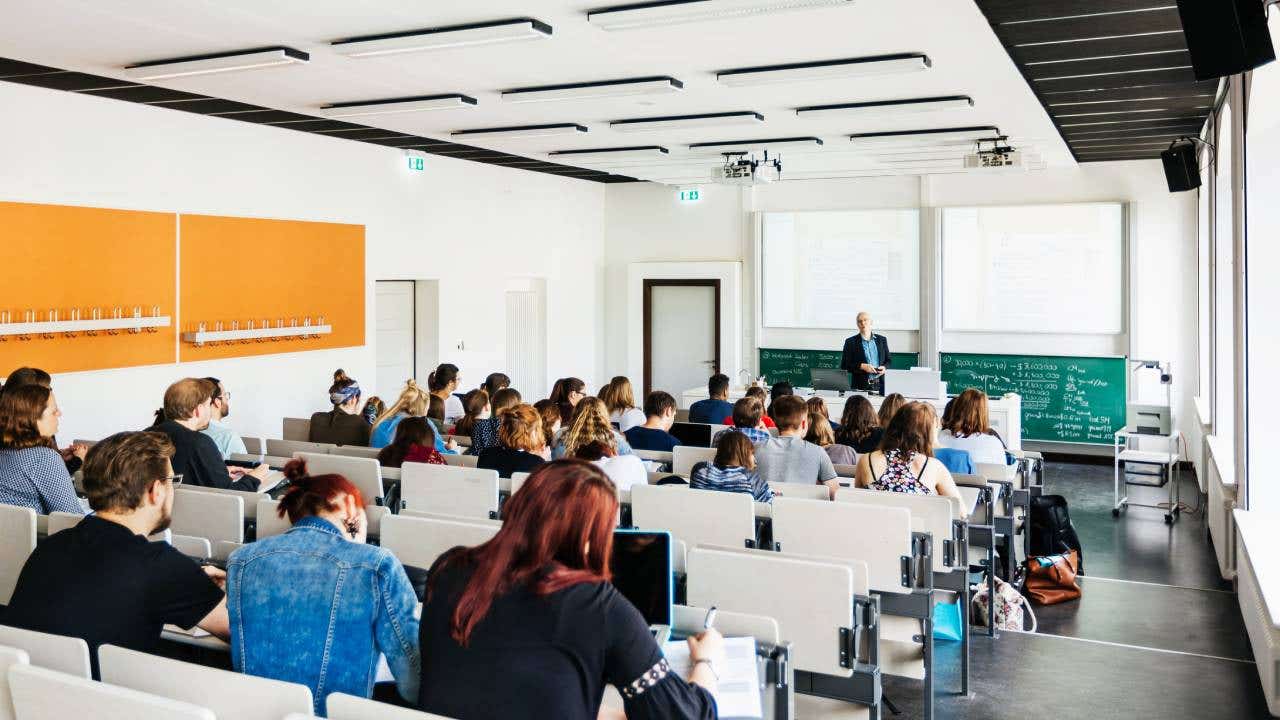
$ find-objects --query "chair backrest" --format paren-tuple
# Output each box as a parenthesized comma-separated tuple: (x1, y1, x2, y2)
(282, 418, 312, 442)
(630, 484, 757, 550)
(673, 605, 780, 645)
(0, 506, 36, 605)
(707, 424, 731, 439)
(399, 509, 502, 526)
(269, 438, 333, 457)
(686, 545, 863, 677)
(0, 625, 90, 678)
(46, 511, 83, 536)
(326, 692, 457, 720)
(241, 437, 263, 455)
(443, 454, 479, 468)
(172, 488, 244, 544)
(975, 462, 1016, 485)
(294, 452, 384, 506)
(672, 446, 717, 477)
(255, 499, 292, 539)
(833, 463, 857, 478)
(454, 435, 472, 447)
(0, 645, 29, 720)
(171, 535, 212, 561)
(213, 541, 243, 563)
(837, 488, 956, 572)
(330, 446, 381, 460)
(99, 643, 313, 720)
(510, 472, 530, 497)
(9, 664, 215, 720)
(770, 497, 913, 593)
(381, 515, 498, 571)
(769, 482, 830, 501)
(178, 484, 262, 521)
(951, 473, 987, 488)
(633, 449, 673, 464)
(399, 463, 500, 520)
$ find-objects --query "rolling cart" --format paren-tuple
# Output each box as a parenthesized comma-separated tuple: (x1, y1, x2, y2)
(1112, 427, 1182, 524)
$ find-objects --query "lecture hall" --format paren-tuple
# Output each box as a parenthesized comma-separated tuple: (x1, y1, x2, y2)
(0, 1, 1276, 719)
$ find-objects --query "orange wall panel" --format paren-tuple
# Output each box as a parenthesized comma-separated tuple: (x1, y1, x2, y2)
(0, 201, 176, 375)
(179, 214, 364, 362)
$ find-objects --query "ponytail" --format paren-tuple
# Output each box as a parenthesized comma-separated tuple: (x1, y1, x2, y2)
(276, 459, 365, 525)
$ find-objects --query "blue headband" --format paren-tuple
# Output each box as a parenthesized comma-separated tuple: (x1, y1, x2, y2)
(331, 383, 360, 405)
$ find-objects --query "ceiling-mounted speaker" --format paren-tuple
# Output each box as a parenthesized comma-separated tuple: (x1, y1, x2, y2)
(1161, 139, 1201, 193)
(1176, 0, 1276, 80)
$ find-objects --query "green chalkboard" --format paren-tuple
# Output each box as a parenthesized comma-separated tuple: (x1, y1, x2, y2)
(759, 348, 921, 389)
(940, 352, 1126, 444)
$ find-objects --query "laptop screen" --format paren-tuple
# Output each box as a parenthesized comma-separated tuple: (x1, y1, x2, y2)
(669, 422, 712, 447)
(610, 529, 672, 627)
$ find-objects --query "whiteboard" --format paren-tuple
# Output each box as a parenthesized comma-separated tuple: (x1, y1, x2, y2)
(761, 210, 920, 330)
(941, 203, 1124, 334)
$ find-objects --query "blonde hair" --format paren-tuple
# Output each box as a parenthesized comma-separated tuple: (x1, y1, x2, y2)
(560, 397, 616, 458)
(598, 376, 636, 414)
(374, 379, 431, 428)
(805, 411, 836, 447)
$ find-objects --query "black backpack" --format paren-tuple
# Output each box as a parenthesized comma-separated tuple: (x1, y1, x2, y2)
(1028, 494, 1085, 575)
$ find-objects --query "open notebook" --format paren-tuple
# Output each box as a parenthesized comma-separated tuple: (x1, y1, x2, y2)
(662, 636, 762, 719)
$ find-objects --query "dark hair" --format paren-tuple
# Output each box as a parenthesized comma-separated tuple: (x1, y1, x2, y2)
(707, 373, 730, 398)
(880, 401, 937, 457)
(453, 390, 490, 437)
(770, 395, 808, 431)
(835, 395, 879, 445)
(429, 460, 618, 645)
(533, 399, 561, 447)
(878, 393, 907, 428)
(714, 431, 755, 470)
(550, 377, 585, 404)
(329, 369, 361, 407)
(378, 416, 436, 469)
(1, 367, 51, 395)
(482, 373, 511, 398)
(572, 439, 616, 462)
(490, 388, 522, 414)
(0, 384, 55, 451)
(946, 388, 998, 439)
(82, 431, 175, 512)
(427, 363, 460, 393)
(643, 390, 676, 419)
(731, 397, 763, 428)
(276, 459, 365, 524)
(767, 381, 794, 417)
(202, 377, 224, 402)
(745, 385, 768, 406)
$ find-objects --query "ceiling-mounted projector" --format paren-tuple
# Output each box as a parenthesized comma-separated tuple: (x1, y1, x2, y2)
(713, 151, 782, 185)
(964, 136, 1021, 169)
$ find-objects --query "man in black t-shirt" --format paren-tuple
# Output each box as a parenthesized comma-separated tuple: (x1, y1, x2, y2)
(2, 431, 227, 678)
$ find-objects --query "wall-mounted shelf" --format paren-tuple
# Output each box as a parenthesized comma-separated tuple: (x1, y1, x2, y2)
(182, 320, 331, 346)
(0, 308, 170, 339)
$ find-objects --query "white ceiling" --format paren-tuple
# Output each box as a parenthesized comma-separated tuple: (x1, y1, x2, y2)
(0, 0, 1074, 184)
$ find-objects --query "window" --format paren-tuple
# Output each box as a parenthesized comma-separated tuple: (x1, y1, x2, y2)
(1197, 166, 1210, 403)
(1215, 101, 1234, 443)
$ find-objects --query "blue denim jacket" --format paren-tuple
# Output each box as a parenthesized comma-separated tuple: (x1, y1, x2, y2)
(226, 517, 420, 716)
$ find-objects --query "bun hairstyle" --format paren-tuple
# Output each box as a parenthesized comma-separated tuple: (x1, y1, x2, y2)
(276, 459, 365, 525)
(427, 363, 460, 393)
(328, 369, 361, 407)
(374, 379, 431, 428)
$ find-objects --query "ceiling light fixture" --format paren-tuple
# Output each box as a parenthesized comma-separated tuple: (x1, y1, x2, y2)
(797, 95, 973, 118)
(123, 47, 308, 80)
(587, 0, 853, 30)
(332, 18, 552, 57)
(549, 146, 670, 160)
(848, 126, 1000, 147)
(451, 123, 588, 139)
(319, 94, 477, 118)
(687, 136, 823, 154)
(717, 53, 929, 87)
(610, 111, 764, 133)
(503, 76, 683, 103)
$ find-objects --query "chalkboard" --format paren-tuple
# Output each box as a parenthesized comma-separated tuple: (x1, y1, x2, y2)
(759, 348, 921, 389)
(940, 352, 1126, 444)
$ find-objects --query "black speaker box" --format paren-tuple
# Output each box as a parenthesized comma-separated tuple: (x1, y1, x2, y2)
(1161, 141, 1201, 193)
(1177, 0, 1276, 80)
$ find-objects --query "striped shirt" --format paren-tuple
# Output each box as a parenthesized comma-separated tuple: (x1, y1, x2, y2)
(689, 461, 774, 503)
(0, 446, 85, 515)
(712, 426, 771, 445)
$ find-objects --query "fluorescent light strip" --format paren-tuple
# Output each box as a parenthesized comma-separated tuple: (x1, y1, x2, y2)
(124, 47, 308, 80)
(549, 146, 670, 160)
(319, 94, 477, 118)
(797, 95, 972, 118)
(503, 76, 683, 103)
(687, 136, 823, 154)
(849, 126, 1000, 146)
(718, 53, 929, 87)
(611, 111, 764, 133)
(332, 18, 552, 57)
(451, 123, 588, 139)
(587, 0, 853, 30)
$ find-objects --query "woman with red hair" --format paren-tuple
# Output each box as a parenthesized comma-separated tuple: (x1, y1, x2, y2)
(226, 460, 420, 717)
(418, 460, 722, 720)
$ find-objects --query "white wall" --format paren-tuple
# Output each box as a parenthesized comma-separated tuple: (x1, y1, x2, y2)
(0, 80, 606, 443)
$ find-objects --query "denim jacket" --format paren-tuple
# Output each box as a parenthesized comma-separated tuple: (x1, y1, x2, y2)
(226, 517, 420, 716)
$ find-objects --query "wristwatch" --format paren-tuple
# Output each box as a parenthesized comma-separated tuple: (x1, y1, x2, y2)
(692, 657, 718, 680)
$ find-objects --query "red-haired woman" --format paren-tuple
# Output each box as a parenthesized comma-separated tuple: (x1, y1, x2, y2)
(226, 461, 420, 717)
(418, 460, 722, 720)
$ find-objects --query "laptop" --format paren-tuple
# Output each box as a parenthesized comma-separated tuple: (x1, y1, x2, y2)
(669, 422, 712, 448)
(610, 529, 673, 644)
(810, 368, 853, 393)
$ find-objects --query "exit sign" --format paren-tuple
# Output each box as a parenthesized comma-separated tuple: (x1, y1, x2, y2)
(678, 188, 702, 203)
(407, 156, 425, 172)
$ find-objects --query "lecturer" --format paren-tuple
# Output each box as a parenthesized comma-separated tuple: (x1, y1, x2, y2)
(839, 311, 891, 392)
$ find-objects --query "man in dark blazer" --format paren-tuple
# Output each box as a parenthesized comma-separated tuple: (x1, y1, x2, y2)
(839, 311, 891, 392)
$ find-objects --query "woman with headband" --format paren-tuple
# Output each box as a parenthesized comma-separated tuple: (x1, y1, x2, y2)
(309, 369, 370, 446)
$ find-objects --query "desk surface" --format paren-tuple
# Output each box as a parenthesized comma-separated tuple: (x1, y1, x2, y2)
(958, 486, 983, 517)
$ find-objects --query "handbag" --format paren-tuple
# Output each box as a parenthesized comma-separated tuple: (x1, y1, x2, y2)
(932, 600, 964, 642)
(971, 574, 1036, 632)
(1024, 550, 1082, 605)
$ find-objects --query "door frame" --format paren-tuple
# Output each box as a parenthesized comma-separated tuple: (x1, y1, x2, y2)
(643, 279, 721, 396)
(375, 279, 417, 380)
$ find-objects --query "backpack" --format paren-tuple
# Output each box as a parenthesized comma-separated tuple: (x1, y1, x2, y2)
(1028, 494, 1085, 575)
(971, 573, 1037, 632)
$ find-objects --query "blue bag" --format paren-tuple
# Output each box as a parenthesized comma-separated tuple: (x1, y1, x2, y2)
(932, 600, 964, 642)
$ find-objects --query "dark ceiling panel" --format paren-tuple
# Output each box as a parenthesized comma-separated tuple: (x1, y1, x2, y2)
(3, 71, 138, 91)
(1059, 112, 1207, 128)
(1063, 123, 1204, 139)
(81, 85, 208, 103)
(267, 119, 367, 133)
(308, 128, 411, 140)
(994, 8, 1183, 45)
(1011, 32, 1186, 64)
(1033, 67, 1200, 93)
(1050, 95, 1213, 116)
(0, 58, 62, 77)
(224, 109, 323, 124)
(978, 0, 1172, 23)
(1024, 51, 1193, 80)
(1041, 80, 1218, 103)
(166, 98, 267, 114)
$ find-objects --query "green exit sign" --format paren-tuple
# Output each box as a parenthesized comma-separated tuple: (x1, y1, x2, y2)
(678, 188, 702, 203)
(407, 156, 425, 172)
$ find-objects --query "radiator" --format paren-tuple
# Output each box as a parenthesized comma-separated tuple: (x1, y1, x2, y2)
(1236, 515, 1280, 716)
(505, 289, 547, 401)
(1206, 435, 1237, 581)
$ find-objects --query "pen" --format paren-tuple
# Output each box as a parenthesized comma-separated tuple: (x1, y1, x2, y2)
(703, 606, 718, 631)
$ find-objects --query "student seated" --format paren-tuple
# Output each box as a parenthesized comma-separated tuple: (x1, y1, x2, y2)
(149, 378, 266, 491)
(417, 460, 721, 720)
(690, 431, 773, 503)
(362, 396, 385, 426)
(834, 395, 884, 454)
(372, 381, 458, 454)
(199, 377, 247, 460)
(723, 385, 776, 428)
(572, 440, 647, 492)
(533, 398, 563, 448)
(688, 373, 733, 424)
(877, 392, 907, 428)
(310, 369, 371, 446)
(0, 366, 88, 473)
(476, 404, 548, 479)
(766, 381, 794, 418)
(552, 398, 633, 459)
(753, 395, 839, 498)
(936, 388, 1009, 465)
(452, 389, 490, 438)
(712, 397, 770, 445)
(624, 391, 683, 452)
(0, 383, 84, 514)
(466, 388, 521, 457)
(934, 447, 975, 476)
(549, 377, 587, 425)
(377, 417, 446, 468)
(3, 431, 229, 678)
(482, 372, 511, 399)
(428, 363, 465, 425)
(601, 376, 647, 432)
(854, 402, 965, 514)
(226, 460, 420, 716)
(805, 412, 856, 466)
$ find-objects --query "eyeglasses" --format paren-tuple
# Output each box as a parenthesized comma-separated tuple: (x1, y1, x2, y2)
(165, 474, 184, 485)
